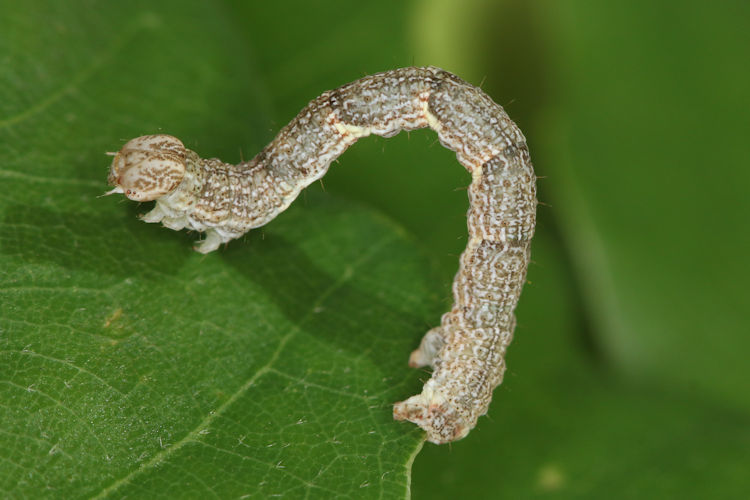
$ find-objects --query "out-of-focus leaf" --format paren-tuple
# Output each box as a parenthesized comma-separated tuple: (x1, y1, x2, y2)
(547, 0, 750, 410)
(410, 0, 750, 498)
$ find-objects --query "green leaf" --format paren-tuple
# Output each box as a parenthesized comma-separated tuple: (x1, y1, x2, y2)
(0, 2, 437, 497)
(7, 0, 748, 498)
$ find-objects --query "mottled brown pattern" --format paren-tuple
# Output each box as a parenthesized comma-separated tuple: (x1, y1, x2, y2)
(106, 66, 537, 443)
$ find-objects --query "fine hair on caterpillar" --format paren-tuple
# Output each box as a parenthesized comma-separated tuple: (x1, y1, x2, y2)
(106, 66, 537, 444)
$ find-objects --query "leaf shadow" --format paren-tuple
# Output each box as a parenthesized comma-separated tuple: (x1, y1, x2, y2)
(0, 203, 192, 280)
(221, 229, 434, 381)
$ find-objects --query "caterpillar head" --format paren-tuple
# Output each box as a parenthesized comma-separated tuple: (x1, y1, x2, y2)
(106, 134, 187, 201)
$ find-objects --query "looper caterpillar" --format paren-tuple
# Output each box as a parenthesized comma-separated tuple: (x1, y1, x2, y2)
(105, 67, 537, 444)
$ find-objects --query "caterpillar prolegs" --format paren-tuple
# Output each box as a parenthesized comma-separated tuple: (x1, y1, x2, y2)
(106, 67, 537, 444)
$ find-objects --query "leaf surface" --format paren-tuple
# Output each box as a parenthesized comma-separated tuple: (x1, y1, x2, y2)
(0, 2, 434, 497)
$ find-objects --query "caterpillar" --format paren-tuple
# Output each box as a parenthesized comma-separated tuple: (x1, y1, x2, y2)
(105, 67, 537, 444)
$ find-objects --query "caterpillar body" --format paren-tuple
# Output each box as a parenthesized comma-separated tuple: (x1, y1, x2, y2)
(106, 67, 537, 444)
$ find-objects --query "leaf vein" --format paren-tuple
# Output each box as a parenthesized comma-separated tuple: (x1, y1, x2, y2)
(90, 232, 396, 498)
(0, 380, 111, 459)
(3, 349, 126, 396)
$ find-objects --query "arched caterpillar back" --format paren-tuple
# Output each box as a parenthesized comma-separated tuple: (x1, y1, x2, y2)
(106, 67, 537, 444)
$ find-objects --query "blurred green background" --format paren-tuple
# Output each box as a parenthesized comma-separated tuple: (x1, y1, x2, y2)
(2, 0, 749, 498)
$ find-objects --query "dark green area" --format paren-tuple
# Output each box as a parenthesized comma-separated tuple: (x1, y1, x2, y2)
(411, 1, 750, 498)
(1, 0, 748, 498)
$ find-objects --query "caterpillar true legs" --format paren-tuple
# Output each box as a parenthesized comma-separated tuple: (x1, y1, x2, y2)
(106, 66, 537, 444)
